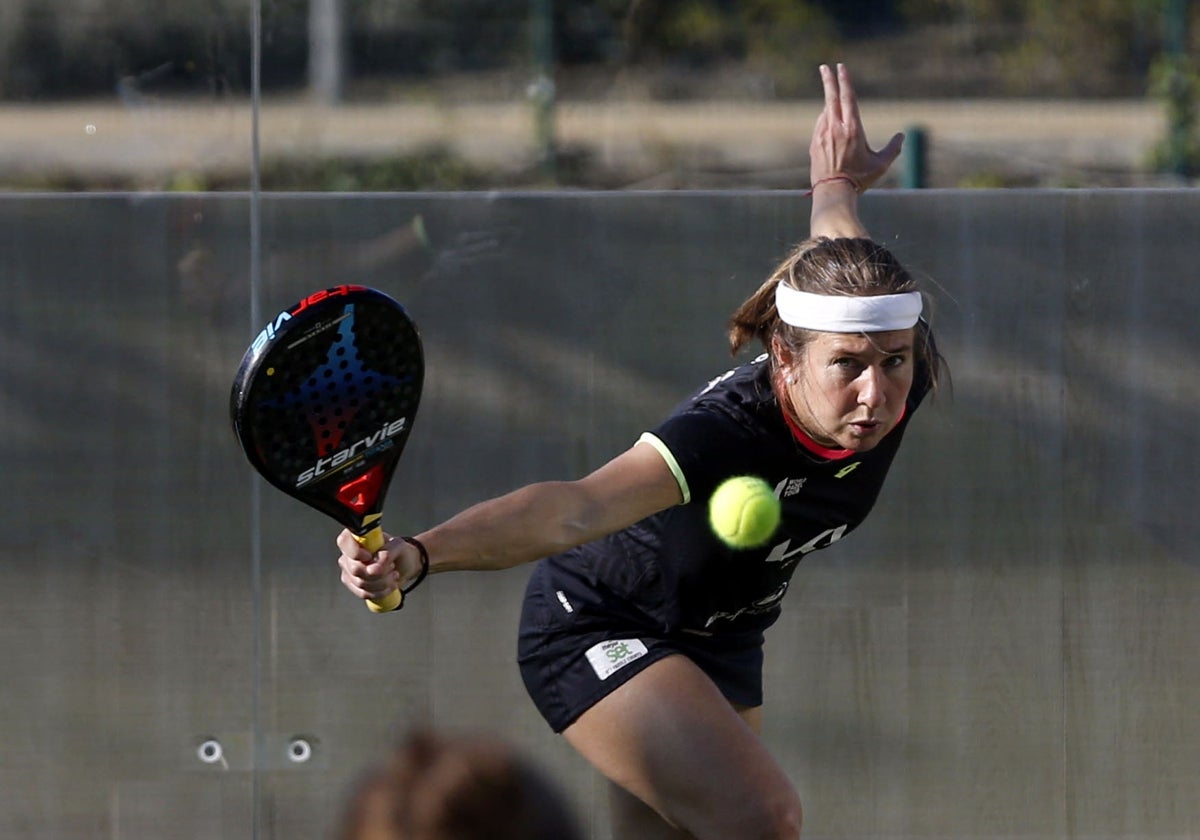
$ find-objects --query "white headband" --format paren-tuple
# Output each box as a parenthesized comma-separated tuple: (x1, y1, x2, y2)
(775, 285, 923, 332)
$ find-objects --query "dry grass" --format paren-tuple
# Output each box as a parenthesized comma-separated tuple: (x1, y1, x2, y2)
(0, 96, 1172, 190)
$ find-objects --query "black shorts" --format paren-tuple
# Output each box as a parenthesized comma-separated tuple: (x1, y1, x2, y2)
(517, 560, 766, 733)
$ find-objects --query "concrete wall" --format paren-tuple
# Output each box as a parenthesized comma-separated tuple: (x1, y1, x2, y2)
(2, 190, 1198, 839)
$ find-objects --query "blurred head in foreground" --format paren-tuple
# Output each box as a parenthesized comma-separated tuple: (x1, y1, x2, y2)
(337, 729, 582, 840)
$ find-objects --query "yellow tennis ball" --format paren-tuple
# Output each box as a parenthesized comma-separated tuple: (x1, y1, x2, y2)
(708, 475, 781, 549)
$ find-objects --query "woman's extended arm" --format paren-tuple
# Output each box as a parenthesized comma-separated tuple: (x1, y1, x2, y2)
(336, 440, 683, 603)
(808, 63, 905, 239)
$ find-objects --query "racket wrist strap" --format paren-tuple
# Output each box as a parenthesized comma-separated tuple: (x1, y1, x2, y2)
(399, 536, 430, 596)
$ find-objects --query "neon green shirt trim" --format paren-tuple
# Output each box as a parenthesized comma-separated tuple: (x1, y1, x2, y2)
(637, 432, 690, 505)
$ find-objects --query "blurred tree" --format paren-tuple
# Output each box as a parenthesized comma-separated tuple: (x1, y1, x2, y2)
(1011, 0, 1159, 94)
(897, 0, 1170, 95)
(556, 0, 626, 63)
(413, 0, 527, 71)
(6, 4, 63, 98)
(1, 0, 250, 98)
(0, 0, 1186, 100)
(739, 0, 838, 96)
(1148, 0, 1198, 177)
(809, 0, 901, 36)
(612, 0, 836, 77)
(309, 0, 347, 102)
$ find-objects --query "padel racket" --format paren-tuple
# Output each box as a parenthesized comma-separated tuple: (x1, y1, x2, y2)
(230, 285, 423, 613)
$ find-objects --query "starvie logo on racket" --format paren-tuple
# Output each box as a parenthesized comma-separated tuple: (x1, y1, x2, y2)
(296, 416, 409, 487)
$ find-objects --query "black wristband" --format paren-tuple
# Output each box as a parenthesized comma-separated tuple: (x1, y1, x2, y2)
(399, 536, 430, 597)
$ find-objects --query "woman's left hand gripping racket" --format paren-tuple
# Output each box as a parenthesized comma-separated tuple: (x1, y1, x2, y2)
(230, 285, 423, 613)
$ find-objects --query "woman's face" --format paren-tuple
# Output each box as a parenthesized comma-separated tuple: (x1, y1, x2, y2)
(781, 329, 916, 452)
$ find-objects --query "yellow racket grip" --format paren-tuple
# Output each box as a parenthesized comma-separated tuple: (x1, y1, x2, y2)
(355, 525, 403, 613)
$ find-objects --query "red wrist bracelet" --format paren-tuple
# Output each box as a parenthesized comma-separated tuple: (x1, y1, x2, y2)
(807, 174, 862, 196)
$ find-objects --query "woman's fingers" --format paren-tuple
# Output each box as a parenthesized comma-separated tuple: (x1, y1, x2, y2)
(336, 528, 399, 599)
(822, 63, 861, 130)
(820, 63, 841, 123)
(877, 131, 906, 168)
(811, 63, 906, 190)
(838, 63, 859, 129)
(336, 528, 372, 560)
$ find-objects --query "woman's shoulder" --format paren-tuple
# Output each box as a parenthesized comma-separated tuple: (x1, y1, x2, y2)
(691, 354, 775, 408)
(655, 355, 784, 447)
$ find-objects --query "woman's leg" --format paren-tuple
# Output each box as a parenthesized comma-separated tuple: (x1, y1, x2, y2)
(563, 654, 802, 840)
(604, 701, 766, 839)
(608, 779, 694, 840)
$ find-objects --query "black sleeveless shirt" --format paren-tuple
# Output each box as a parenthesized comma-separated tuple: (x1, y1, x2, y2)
(539, 351, 932, 638)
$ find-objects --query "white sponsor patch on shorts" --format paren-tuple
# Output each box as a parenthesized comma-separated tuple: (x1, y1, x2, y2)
(584, 639, 648, 681)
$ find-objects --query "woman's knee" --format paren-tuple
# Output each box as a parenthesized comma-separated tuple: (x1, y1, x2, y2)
(729, 786, 802, 840)
(612, 779, 801, 840)
(770, 791, 804, 840)
(661, 772, 801, 840)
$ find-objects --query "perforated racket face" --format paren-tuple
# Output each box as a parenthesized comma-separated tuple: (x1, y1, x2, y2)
(231, 286, 423, 533)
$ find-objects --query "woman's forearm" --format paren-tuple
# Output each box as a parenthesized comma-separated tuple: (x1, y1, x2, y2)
(810, 179, 869, 239)
(414, 481, 602, 574)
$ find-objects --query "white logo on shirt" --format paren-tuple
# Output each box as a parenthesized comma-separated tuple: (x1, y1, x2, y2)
(703, 582, 789, 627)
(763, 524, 849, 565)
(779, 477, 806, 497)
(700, 368, 736, 396)
(555, 590, 574, 613)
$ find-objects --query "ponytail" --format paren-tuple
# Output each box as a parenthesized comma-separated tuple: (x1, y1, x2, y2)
(727, 274, 783, 356)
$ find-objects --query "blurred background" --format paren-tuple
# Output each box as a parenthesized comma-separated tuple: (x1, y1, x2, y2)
(0, 0, 1197, 191)
(3, 4, 1200, 840)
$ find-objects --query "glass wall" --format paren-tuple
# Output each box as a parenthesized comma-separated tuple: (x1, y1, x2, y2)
(4, 189, 1200, 839)
(2, 3, 1199, 839)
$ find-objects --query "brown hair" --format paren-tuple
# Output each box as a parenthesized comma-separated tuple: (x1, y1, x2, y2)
(728, 237, 941, 389)
(337, 729, 582, 840)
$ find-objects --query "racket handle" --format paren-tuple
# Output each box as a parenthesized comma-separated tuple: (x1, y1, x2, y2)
(355, 526, 403, 613)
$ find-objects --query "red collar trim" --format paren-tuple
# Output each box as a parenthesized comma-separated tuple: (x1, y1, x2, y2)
(780, 405, 908, 461)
